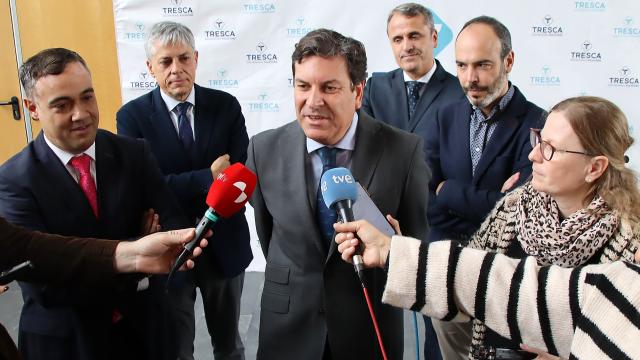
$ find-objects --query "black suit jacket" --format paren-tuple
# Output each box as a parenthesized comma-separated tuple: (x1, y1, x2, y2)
(117, 85, 252, 277)
(0, 130, 189, 360)
(247, 112, 429, 360)
(361, 60, 465, 155)
(425, 86, 546, 242)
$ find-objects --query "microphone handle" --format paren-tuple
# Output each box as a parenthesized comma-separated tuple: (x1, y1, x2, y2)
(166, 208, 219, 290)
(334, 200, 365, 283)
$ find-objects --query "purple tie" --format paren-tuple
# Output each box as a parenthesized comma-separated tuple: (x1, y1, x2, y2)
(175, 102, 194, 154)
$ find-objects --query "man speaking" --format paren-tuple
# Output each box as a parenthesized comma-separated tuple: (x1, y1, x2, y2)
(246, 28, 429, 359)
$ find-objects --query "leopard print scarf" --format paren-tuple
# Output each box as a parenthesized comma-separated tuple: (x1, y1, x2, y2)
(516, 182, 619, 267)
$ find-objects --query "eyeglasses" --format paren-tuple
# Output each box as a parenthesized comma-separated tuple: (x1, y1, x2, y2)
(529, 128, 596, 161)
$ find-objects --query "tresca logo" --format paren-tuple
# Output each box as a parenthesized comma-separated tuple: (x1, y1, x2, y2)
(208, 68, 239, 89)
(532, 15, 563, 36)
(530, 65, 561, 86)
(248, 92, 280, 112)
(162, 0, 194, 16)
(286, 17, 313, 38)
(570, 40, 602, 62)
(205, 18, 237, 40)
(246, 42, 278, 64)
(609, 66, 640, 87)
(130, 71, 157, 91)
(122, 22, 146, 41)
(613, 17, 640, 37)
(242, 1, 275, 13)
(574, 0, 606, 11)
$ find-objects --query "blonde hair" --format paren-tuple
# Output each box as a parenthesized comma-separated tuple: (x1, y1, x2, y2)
(551, 96, 640, 221)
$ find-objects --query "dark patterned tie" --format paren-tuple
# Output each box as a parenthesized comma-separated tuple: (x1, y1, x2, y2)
(406, 81, 425, 118)
(315, 147, 338, 246)
(175, 102, 194, 154)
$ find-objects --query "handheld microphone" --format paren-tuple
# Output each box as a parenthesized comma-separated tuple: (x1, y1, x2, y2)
(320, 167, 365, 282)
(166, 163, 257, 288)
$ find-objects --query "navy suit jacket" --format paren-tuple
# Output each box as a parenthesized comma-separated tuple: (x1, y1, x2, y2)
(425, 86, 546, 242)
(361, 60, 464, 156)
(0, 130, 189, 359)
(117, 85, 252, 277)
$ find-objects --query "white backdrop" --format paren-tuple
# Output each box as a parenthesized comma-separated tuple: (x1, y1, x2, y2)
(113, 0, 640, 270)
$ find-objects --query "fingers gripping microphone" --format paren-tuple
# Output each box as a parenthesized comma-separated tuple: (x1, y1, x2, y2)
(167, 163, 257, 287)
(320, 167, 365, 282)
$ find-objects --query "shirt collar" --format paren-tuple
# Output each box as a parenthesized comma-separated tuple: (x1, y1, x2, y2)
(306, 112, 358, 154)
(403, 60, 437, 84)
(43, 133, 96, 165)
(160, 86, 196, 113)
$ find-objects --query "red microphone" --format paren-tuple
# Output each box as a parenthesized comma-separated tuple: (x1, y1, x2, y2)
(167, 163, 257, 286)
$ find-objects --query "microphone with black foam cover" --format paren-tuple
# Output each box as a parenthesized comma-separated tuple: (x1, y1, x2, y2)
(320, 167, 365, 282)
(167, 163, 257, 287)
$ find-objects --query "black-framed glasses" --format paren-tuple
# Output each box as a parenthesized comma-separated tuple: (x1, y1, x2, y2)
(530, 128, 596, 161)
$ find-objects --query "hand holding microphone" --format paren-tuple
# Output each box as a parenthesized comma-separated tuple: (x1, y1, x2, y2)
(334, 220, 392, 269)
(166, 163, 257, 287)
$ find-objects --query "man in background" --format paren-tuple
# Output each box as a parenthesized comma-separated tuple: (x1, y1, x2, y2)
(117, 21, 252, 360)
(425, 16, 545, 358)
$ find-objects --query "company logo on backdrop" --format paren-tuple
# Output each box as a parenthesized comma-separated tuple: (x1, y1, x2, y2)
(242, 0, 276, 13)
(287, 77, 293, 88)
(574, 0, 606, 11)
(609, 66, 640, 87)
(570, 40, 602, 62)
(205, 18, 237, 40)
(129, 71, 158, 90)
(286, 17, 313, 38)
(162, 0, 194, 16)
(208, 68, 240, 89)
(246, 42, 278, 64)
(248, 92, 280, 112)
(530, 65, 561, 86)
(432, 11, 452, 56)
(122, 22, 146, 41)
(613, 17, 640, 37)
(532, 15, 564, 36)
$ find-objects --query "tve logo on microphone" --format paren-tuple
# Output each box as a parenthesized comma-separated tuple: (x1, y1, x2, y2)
(322, 172, 354, 192)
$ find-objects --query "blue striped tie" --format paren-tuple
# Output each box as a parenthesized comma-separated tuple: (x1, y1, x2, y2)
(315, 147, 338, 247)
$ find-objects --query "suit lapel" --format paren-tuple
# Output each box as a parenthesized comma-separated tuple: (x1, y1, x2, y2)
(33, 133, 99, 225)
(94, 132, 120, 225)
(408, 61, 447, 132)
(473, 89, 526, 182)
(390, 69, 410, 128)
(150, 88, 193, 164)
(193, 84, 214, 164)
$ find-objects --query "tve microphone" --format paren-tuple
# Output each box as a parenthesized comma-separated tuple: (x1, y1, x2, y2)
(167, 163, 257, 287)
(320, 167, 365, 282)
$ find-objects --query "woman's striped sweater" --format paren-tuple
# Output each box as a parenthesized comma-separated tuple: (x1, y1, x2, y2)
(382, 237, 640, 360)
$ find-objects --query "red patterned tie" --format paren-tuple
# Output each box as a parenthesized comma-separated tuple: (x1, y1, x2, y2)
(69, 154, 99, 218)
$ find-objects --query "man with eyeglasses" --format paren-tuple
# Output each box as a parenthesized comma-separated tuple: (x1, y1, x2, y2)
(423, 16, 545, 359)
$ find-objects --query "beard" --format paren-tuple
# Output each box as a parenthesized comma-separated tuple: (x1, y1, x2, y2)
(464, 64, 508, 110)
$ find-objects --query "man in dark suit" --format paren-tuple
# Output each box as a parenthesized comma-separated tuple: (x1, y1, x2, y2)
(246, 29, 429, 360)
(361, 3, 464, 155)
(425, 16, 545, 358)
(0, 48, 189, 360)
(116, 21, 251, 360)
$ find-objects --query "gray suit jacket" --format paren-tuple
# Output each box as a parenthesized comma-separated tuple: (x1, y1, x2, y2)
(246, 111, 429, 360)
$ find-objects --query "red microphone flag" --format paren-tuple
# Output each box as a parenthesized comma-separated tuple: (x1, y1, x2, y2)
(206, 163, 257, 218)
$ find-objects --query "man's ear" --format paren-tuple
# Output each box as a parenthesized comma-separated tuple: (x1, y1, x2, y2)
(24, 98, 39, 121)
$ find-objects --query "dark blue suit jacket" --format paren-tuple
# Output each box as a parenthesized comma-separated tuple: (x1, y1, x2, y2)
(117, 85, 252, 277)
(425, 86, 546, 242)
(361, 60, 465, 156)
(0, 130, 189, 359)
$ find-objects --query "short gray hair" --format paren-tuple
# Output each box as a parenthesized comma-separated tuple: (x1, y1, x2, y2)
(145, 21, 196, 59)
(387, 3, 435, 32)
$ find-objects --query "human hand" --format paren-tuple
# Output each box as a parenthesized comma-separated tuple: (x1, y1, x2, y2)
(520, 344, 561, 360)
(140, 208, 161, 235)
(501, 172, 520, 193)
(386, 214, 402, 235)
(114, 228, 209, 274)
(211, 154, 231, 179)
(334, 220, 391, 268)
(0, 285, 8, 295)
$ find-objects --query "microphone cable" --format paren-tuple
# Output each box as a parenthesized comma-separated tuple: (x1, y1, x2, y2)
(352, 250, 388, 360)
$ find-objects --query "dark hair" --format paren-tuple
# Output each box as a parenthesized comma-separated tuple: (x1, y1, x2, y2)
(551, 96, 640, 221)
(19, 48, 88, 98)
(291, 28, 367, 87)
(387, 3, 435, 32)
(459, 16, 512, 59)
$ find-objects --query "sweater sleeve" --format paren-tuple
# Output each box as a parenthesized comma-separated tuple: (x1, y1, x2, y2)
(383, 238, 581, 359)
(0, 217, 118, 284)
